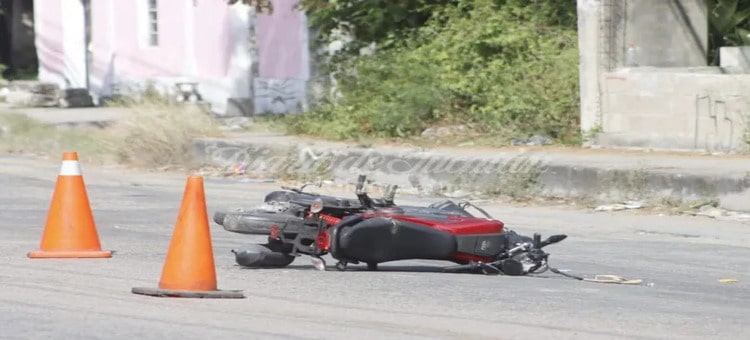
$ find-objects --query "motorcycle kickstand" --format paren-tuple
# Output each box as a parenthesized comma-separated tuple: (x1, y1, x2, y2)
(311, 256, 327, 271)
(335, 261, 348, 271)
(479, 263, 502, 275)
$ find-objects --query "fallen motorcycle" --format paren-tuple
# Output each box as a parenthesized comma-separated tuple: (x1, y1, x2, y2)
(216, 175, 567, 275)
(214, 175, 473, 236)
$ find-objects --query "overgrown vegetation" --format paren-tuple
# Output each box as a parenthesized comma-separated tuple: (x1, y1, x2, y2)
(233, 0, 580, 144)
(0, 101, 223, 169)
(106, 102, 222, 168)
(0, 113, 110, 162)
(707, 0, 750, 65)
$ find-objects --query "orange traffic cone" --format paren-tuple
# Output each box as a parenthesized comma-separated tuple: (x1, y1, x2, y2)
(28, 152, 112, 259)
(132, 176, 244, 298)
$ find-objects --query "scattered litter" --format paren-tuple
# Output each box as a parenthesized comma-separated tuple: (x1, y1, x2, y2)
(636, 229, 700, 238)
(688, 199, 719, 209)
(217, 117, 253, 131)
(695, 205, 725, 218)
(442, 189, 473, 198)
(682, 204, 750, 223)
(582, 275, 643, 285)
(594, 200, 645, 212)
(718, 278, 739, 283)
(511, 135, 553, 146)
(225, 162, 249, 175)
(239, 178, 276, 183)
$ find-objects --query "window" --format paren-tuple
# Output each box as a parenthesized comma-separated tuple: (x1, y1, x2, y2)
(148, 0, 158, 46)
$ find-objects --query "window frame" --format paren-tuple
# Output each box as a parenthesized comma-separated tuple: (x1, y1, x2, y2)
(147, 0, 159, 47)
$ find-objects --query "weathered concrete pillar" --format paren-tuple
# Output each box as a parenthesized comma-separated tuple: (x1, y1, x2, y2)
(577, 0, 603, 133)
(624, 0, 708, 67)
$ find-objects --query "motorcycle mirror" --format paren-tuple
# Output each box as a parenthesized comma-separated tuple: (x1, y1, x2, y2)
(311, 198, 324, 214)
(548, 234, 567, 243)
(540, 234, 567, 248)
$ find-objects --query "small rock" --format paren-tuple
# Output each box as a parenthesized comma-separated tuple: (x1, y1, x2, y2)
(594, 200, 645, 212)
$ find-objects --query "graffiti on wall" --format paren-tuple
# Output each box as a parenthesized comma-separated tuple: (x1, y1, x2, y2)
(694, 94, 749, 153)
(253, 78, 306, 114)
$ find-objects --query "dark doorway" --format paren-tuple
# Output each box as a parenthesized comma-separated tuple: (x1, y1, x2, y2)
(0, 0, 11, 74)
(0, 0, 38, 80)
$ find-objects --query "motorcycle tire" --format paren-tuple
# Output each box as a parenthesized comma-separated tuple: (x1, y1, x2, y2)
(213, 210, 228, 225)
(221, 210, 304, 235)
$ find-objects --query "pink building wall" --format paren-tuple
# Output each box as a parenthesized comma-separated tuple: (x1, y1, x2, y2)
(257, 0, 305, 79)
(33, 0, 65, 86)
(33, 0, 310, 115)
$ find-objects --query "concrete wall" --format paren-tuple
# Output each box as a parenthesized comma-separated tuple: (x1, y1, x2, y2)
(596, 68, 750, 153)
(576, 0, 750, 153)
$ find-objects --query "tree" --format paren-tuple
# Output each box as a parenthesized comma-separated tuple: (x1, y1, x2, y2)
(226, 0, 274, 13)
(706, 0, 750, 64)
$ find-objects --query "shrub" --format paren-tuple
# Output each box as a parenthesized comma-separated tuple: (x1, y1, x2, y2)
(288, 0, 580, 143)
(106, 102, 223, 168)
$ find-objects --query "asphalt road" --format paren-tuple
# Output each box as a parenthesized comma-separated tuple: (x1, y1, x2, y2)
(1, 155, 748, 339)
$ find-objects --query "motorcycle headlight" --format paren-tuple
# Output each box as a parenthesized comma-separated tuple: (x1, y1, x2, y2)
(311, 198, 324, 213)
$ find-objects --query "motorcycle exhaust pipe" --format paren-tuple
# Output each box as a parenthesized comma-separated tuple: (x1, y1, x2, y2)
(231, 244, 295, 268)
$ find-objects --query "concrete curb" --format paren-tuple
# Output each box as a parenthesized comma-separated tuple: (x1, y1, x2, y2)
(191, 135, 750, 210)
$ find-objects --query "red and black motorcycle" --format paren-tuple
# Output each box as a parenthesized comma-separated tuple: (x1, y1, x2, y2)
(216, 175, 567, 275)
